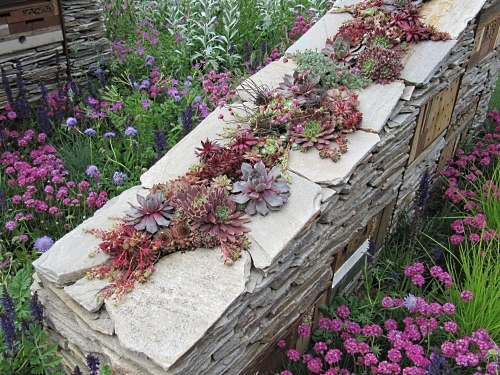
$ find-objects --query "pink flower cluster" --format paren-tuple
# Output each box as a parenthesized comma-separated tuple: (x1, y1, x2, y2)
(288, 13, 315, 42)
(449, 213, 497, 245)
(1, 129, 108, 239)
(279, 281, 488, 375)
(201, 70, 237, 107)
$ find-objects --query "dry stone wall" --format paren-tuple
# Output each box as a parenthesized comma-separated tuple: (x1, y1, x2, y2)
(31, 1, 500, 374)
(0, 0, 108, 108)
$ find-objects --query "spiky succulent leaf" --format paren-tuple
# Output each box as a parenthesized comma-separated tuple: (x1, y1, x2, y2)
(124, 192, 174, 234)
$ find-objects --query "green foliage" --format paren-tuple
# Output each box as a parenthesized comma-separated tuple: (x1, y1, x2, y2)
(444, 238, 500, 341)
(0, 267, 62, 375)
(287, 49, 372, 90)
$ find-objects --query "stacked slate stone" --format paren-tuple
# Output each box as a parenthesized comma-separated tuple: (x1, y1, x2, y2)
(60, 0, 109, 76)
(32, 1, 498, 374)
(0, 30, 65, 107)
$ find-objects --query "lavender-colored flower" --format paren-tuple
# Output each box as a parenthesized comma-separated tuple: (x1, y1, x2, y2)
(181, 105, 193, 138)
(29, 291, 44, 329)
(86, 353, 100, 375)
(0, 285, 17, 355)
(153, 129, 167, 159)
(103, 132, 116, 138)
(142, 99, 150, 108)
(5, 221, 16, 231)
(0, 188, 7, 212)
(84, 128, 97, 136)
(113, 171, 127, 186)
(404, 294, 418, 311)
(124, 126, 137, 136)
(36, 107, 52, 136)
(34, 236, 54, 252)
(94, 68, 106, 86)
(86, 165, 100, 179)
(145, 55, 155, 67)
(66, 117, 77, 127)
(193, 95, 202, 103)
(415, 168, 431, 210)
(138, 79, 150, 89)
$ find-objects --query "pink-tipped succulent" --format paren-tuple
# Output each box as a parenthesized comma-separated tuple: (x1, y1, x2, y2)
(124, 192, 174, 234)
(232, 161, 290, 216)
(289, 108, 339, 150)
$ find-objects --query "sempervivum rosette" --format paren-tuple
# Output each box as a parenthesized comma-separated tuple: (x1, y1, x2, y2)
(124, 192, 174, 234)
(232, 161, 290, 216)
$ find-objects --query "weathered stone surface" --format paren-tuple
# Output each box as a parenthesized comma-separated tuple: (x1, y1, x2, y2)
(287, 130, 380, 185)
(420, 0, 486, 40)
(357, 81, 406, 133)
(401, 40, 457, 85)
(245, 172, 321, 272)
(236, 60, 297, 102)
(105, 249, 251, 371)
(141, 106, 236, 189)
(286, 13, 352, 54)
(64, 277, 110, 313)
(33, 185, 148, 286)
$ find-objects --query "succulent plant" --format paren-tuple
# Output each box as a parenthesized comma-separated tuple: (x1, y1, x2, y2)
(275, 70, 322, 107)
(322, 87, 362, 132)
(356, 45, 403, 84)
(173, 184, 250, 242)
(124, 192, 174, 234)
(288, 108, 339, 151)
(197, 186, 250, 242)
(195, 138, 222, 162)
(232, 161, 290, 216)
(230, 127, 258, 155)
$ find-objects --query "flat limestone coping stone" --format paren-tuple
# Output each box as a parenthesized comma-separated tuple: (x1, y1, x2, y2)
(400, 40, 457, 85)
(420, 0, 487, 40)
(33, 185, 149, 286)
(245, 172, 322, 273)
(357, 81, 406, 133)
(140, 105, 238, 189)
(235, 60, 297, 102)
(287, 130, 380, 186)
(286, 12, 352, 54)
(104, 249, 251, 372)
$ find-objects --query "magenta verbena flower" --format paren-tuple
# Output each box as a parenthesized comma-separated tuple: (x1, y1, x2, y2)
(34, 236, 54, 252)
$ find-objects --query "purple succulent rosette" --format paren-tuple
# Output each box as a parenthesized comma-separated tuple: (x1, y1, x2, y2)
(231, 161, 290, 216)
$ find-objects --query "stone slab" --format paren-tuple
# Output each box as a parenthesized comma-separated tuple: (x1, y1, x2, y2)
(236, 60, 297, 102)
(287, 130, 380, 186)
(245, 172, 322, 272)
(104, 249, 251, 371)
(0, 29, 63, 56)
(33, 185, 149, 286)
(286, 12, 352, 54)
(420, 0, 486, 40)
(400, 40, 457, 85)
(64, 277, 110, 313)
(357, 81, 406, 133)
(140, 106, 238, 189)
